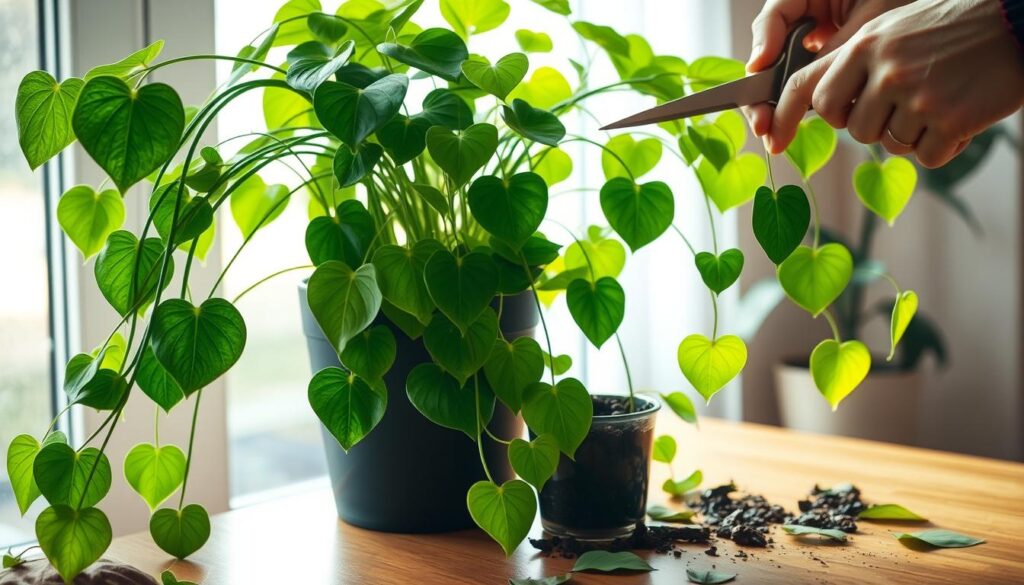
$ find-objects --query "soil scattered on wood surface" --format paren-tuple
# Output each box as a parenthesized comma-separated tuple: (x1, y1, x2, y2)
(696, 483, 787, 547)
(786, 483, 864, 533)
(529, 524, 709, 558)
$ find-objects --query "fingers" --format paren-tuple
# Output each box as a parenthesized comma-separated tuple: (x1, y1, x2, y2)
(766, 50, 838, 153)
(880, 108, 924, 155)
(845, 79, 893, 145)
(741, 103, 774, 138)
(810, 41, 869, 130)
(747, 0, 811, 72)
(915, 128, 962, 168)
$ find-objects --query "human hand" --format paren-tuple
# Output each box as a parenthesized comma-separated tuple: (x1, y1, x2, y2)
(767, 0, 1024, 168)
(744, 0, 912, 139)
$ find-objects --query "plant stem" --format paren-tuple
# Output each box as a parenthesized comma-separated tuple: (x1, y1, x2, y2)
(710, 291, 719, 341)
(763, 147, 777, 190)
(822, 309, 842, 342)
(804, 179, 822, 249)
(520, 254, 557, 387)
(474, 375, 495, 484)
(562, 135, 635, 182)
(178, 390, 203, 509)
(483, 425, 512, 445)
(614, 333, 636, 412)
(670, 224, 697, 256)
(154, 406, 160, 448)
(702, 191, 719, 254)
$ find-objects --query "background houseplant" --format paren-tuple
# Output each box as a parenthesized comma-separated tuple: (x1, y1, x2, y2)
(6, 0, 931, 580)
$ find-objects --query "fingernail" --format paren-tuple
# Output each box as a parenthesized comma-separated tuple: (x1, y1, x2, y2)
(746, 44, 762, 71)
(762, 135, 771, 151)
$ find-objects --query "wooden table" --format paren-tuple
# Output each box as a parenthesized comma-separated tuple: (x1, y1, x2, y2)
(108, 418, 1024, 584)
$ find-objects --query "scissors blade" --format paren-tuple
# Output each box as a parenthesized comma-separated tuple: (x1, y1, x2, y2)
(600, 69, 777, 130)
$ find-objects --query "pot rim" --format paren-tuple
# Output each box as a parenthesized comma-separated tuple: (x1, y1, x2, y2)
(775, 357, 921, 377)
(589, 393, 660, 424)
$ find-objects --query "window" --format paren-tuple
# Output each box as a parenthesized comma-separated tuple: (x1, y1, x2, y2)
(0, 0, 70, 548)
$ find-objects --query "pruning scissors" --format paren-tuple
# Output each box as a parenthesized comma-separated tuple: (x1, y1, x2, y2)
(600, 18, 818, 130)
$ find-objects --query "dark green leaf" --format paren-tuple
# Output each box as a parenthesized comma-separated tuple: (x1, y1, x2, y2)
(307, 13, 348, 44)
(136, 345, 185, 412)
(424, 250, 498, 333)
(36, 506, 112, 582)
(467, 479, 536, 555)
(304, 200, 376, 266)
(333, 142, 383, 187)
(686, 568, 736, 584)
(94, 231, 173, 317)
(33, 442, 111, 509)
(183, 147, 224, 193)
(3, 554, 24, 569)
(572, 550, 653, 573)
(308, 366, 387, 451)
(418, 88, 474, 130)
(599, 177, 674, 252)
(423, 309, 499, 383)
(62, 353, 127, 410)
(15, 71, 83, 170)
(150, 504, 210, 560)
(859, 504, 927, 521)
(381, 300, 426, 340)
(522, 378, 592, 457)
(694, 248, 744, 294)
(468, 172, 548, 249)
(377, 115, 431, 164)
(492, 234, 561, 266)
(306, 261, 382, 354)
(149, 183, 213, 247)
(340, 324, 396, 380)
(150, 298, 247, 395)
(161, 570, 199, 585)
(286, 40, 355, 92)
(426, 123, 498, 187)
(892, 529, 984, 548)
(313, 74, 409, 146)
(372, 239, 443, 324)
(462, 53, 528, 101)
(72, 76, 184, 193)
(412, 183, 450, 215)
(508, 434, 559, 491)
(406, 365, 494, 438)
(7, 434, 42, 515)
(752, 184, 811, 265)
(229, 25, 278, 86)
(377, 28, 468, 81)
(566, 276, 624, 348)
(502, 99, 565, 146)
(484, 337, 545, 412)
(782, 524, 848, 541)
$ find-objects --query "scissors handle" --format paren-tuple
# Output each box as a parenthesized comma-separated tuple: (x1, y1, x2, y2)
(768, 18, 819, 105)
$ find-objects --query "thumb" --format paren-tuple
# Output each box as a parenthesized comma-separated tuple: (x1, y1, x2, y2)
(747, 0, 814, 73)
(767, 50, 839, 153)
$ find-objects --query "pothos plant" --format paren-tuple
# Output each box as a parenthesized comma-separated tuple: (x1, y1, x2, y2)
(6, 0, 923, 580)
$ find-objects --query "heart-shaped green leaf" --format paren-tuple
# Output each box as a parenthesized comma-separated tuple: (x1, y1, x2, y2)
(696, 153, 766, 212)
(308, 366, 387, 451)
(785, 117, 836, 179)
(124, 443, 186, 510)
(777, 244, 853, 316)
(63, 353, 127, 410)
(648, 504, 695, 523)
(426, 123, 498, 188)
(508, 434, 559, 491)
(661, 391, 698, 425)
(502, 99, 566, 147)
(33, 442, 111, 509)
(36, 505, 112, 582)
(406, 364, 495, 438)
(468, 172, 548, 249)
(686, 567, 737, 584)
(73, 76, 184, 193)
(810, 339, 871, 410)
(532, 147, 572, 186)
(542, 351, 572, 375)
(150, 504, 210, 560)
(652, 435, 676, 463)
(313, 74, 408, 146)
(566, 276, 625, 348)
(854, 157, 917, 225)
(462, 53, 528, 100)
(677, 334, 747, 402)
(507, 67, 571, 109)
(600, 178, 674, 252)
(752, 184, 811, 265)
(424, 250, 498, 333)
(423, 309, 499, 383)
(84, 40, 164, 80)
(781, 524, 848, 541)
(601, 134, 662, 180)
(161, 570, 199, 585)
(687, 56, 745, 91)
(149, 185, 213, 250)
(467, 479, 536, 556)
(286, 40, 355, 92)
(418, 88, 474, 130)
(136, 346, 185, 412)
(663, 469, 702, 496)
(340, 324, 396, 380)
(572, 550, 654, 573)
(564, 228, 626, 280)
(307, 12, 348, 43)
(264, 71, 316, 130)
(333, 142, 383, 187)
(522, 378, 593, 457)
(229, 175, 289, 238)
(892, 529, 984, 549)
(7, 434, 42, 515)
(484, 337, 545, 412)
(888, 290, 918, 361)
(515, 29, 553, 53)
(16, 72, 83, 169)
(694, 249, 744, 294)
(307, 261, 382, 354)
(377, 115, 431, 164)
(305, 200, 376, 267)
(372, 239, 443, 325)
(377, 28, 468, 81)
(150, 298, 247, 395)
(859, 503, 927, 521)
(441, 0, 510, 37)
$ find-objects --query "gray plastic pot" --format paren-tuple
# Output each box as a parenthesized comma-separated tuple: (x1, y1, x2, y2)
(298, 283, 537, 533)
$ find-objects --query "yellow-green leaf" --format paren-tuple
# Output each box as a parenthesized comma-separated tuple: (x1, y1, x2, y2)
(677, 334, 747, 402)
(57, 185, 125, 259)
(810, 339, 871, 410)
(853, 157, 917, 225)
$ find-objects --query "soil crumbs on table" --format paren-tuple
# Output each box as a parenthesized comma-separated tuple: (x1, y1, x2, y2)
(530, 482, 869, 559)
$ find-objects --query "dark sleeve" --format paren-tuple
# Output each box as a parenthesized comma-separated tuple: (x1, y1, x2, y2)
(1001, 0, 1024, 51)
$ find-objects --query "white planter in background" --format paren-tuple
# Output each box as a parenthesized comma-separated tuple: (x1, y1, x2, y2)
(774, 362, 922, 445)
